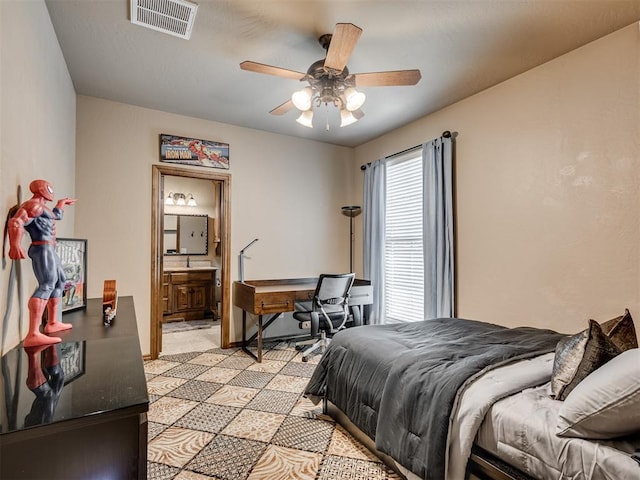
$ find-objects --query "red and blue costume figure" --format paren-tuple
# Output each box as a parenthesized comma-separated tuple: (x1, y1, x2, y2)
(8, 180, 77, 347)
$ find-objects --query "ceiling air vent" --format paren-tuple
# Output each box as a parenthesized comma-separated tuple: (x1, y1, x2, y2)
(130, 0, 198, 40)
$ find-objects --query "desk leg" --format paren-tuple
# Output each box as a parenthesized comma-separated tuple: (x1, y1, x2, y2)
(242, 311, 265, 363)
(244, 313, 281, 363)
(257, 314, 263, 363)
(242, 310, 247, 347)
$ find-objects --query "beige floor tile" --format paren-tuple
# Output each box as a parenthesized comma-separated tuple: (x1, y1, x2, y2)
(247, 444, 322, 480)
(145, 359, 181, 375)
(265, 374, 309, 393)
(148, 396, 199, 425)
(147, 375, 188, 396)
(148, 427, 214, 468)
(195, 366, 241, 384)
(290, 395, 323, 418)
(327, 424, 380, 462)
(188, 352, 227, 366)
(221, 409, 285, 443)
(205, 385, 259, 407)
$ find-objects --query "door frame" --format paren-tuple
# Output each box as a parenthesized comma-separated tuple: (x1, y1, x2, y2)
(150, 164, 231, 359)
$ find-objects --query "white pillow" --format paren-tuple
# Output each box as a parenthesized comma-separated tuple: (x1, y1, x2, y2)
(556, 348, 640, 439)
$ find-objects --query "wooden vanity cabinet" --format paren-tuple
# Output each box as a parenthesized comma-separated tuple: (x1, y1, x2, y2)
(162, 273, 170, 314)
(163, 270, 216, 321)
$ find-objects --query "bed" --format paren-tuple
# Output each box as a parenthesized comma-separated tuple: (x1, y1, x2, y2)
(304, 316, 640, 480)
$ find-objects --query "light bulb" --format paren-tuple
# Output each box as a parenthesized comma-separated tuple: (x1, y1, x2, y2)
(291, 87, 313, 111)
(344, 87, 366, 111)
(296, 110, 314, 128)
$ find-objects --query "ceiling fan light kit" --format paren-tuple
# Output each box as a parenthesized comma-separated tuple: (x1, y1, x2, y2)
(240, 22, 421, 130)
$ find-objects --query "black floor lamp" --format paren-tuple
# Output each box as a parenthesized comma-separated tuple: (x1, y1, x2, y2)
(341, 206, 362, 273)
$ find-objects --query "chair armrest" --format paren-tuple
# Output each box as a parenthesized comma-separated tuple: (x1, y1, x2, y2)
(310, 311, 320, 337)
(350, 305, 362, 326)
(294, 301, 312, 312)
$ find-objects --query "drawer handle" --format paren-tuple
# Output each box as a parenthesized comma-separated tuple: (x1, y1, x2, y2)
(261, 300, 290, 309)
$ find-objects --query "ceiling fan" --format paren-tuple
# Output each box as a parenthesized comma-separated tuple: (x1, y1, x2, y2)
(240, 23, 421, 129)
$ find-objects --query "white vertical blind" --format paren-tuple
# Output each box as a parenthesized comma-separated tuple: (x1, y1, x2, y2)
(384, 153, 424, 322)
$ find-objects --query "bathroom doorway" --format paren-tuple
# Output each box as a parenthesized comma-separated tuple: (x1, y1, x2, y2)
(150, 164, 231, 359)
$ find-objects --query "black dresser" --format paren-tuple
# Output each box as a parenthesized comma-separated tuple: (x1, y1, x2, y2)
(0, 296, 149, 479)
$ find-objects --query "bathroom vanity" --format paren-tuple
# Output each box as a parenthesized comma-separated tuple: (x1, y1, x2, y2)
(162, 266, 218, 322)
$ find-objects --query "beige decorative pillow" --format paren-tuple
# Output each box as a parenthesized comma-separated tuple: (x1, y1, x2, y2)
(550, 320, 621, 401)
(599, 308, 637, 352)
(556, 348, 640, 439)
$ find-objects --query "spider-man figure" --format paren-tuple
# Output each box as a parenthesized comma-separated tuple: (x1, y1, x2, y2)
(8, 180, 76, 347)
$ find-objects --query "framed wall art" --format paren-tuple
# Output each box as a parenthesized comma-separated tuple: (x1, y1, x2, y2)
(55, 238, 87, 313)
(159, 133, 230, 169)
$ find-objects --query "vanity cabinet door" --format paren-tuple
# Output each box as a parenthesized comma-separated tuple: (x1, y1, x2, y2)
(190, 285, 208, 309)
(173, 285, 192, 312)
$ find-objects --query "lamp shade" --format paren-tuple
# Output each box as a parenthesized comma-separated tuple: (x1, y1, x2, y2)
(340, 108, 364, 127)
(296, 110, 314, 128)
(292, 87, 313, 111)
(344, 87, 366, 111)
(165, 192, 175, 205)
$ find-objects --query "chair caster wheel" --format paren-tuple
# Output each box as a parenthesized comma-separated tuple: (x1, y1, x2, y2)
(302, 357, 308, 362)
(295, 345, 305, 351)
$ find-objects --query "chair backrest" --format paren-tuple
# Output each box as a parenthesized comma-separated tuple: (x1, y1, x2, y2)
(314, 273, 355, 315)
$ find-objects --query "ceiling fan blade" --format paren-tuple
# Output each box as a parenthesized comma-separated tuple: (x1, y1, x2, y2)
(240, 61, 305, 80)
(324, 23, 362, 73)
(352, 69, 422, 87)
(270, 100, 295, 115)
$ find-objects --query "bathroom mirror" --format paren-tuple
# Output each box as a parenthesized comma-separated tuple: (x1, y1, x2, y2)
(163, 214, 208, 255)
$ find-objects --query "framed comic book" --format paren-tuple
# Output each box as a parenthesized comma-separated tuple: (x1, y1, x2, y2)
(55, 238, 87, 313)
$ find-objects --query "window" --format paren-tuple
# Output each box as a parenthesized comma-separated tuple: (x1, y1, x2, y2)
(384, 151, 423, 322)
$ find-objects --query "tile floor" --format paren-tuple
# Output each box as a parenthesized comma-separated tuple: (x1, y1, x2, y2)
(145, 343, 401, 480)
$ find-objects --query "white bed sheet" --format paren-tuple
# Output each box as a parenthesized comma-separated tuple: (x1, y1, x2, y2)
(475, 383, 640, 480)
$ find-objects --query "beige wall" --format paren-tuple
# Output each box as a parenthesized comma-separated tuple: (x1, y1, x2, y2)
(0, 0, 76, 352)
(354, 23, 640, 334)
(3, 2, 638, 356)
(75, 96, 354, 355)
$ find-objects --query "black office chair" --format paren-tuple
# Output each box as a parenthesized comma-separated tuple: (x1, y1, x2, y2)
(293, 273, 355, 362)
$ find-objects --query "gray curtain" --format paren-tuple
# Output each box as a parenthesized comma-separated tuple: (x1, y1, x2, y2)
(363, 159, 386, 325)
(422, 136, 454, 318)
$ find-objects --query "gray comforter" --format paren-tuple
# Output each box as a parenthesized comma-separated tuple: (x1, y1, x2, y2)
(304, 318, 565, 480)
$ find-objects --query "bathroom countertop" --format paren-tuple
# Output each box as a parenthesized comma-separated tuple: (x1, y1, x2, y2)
(164, 265, 218, 272)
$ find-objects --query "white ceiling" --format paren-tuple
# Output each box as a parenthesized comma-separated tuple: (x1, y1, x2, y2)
(44, 0, 640, 147)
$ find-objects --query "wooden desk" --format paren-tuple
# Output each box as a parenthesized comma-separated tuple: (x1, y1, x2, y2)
(233, 278, 372, 362)
(0, 297, 149, 479)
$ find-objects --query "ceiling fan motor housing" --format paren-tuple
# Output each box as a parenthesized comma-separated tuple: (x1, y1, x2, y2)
(305, 59, 354, 108)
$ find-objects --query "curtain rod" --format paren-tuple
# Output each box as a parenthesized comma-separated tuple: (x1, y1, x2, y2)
(360, 130, 451, 170)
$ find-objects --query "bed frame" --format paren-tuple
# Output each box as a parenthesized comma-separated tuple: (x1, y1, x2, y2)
(324, 399, 535, 480)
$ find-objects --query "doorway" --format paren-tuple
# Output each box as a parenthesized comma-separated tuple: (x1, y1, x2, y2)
(150, 164, 231, 359)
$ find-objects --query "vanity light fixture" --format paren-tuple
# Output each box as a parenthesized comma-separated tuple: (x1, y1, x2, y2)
(164, 192, 197, 206)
